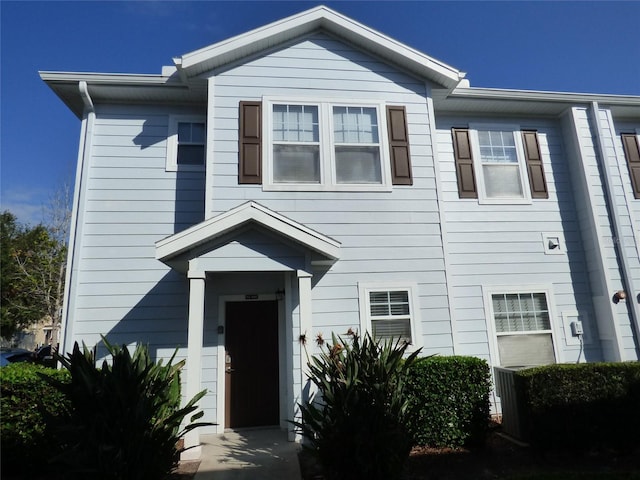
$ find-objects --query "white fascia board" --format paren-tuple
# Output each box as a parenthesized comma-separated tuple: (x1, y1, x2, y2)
(155, 201, 341, 262)
(39, 71, 180, 86)
(177, 5, 462, 87)
(451, 86, 640, 106)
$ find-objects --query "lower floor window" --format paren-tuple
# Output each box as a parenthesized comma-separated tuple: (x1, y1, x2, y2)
(358, 283, 421, 349)
(489, 290, 556, 367)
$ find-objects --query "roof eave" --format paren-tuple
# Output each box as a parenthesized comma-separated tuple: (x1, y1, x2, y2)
(451, 86, 640, 105)
(177, 5, 462, 88)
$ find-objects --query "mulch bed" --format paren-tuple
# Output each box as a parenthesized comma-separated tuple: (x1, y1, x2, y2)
(299, 425, 640, 480)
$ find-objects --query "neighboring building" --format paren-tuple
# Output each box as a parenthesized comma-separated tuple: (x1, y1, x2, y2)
(41, 6, 640, 456)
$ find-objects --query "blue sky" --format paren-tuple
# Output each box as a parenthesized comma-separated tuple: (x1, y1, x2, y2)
(2, 1, 639, 225)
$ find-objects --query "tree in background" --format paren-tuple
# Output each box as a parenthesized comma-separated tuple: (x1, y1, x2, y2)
(1, 182, 71, 341)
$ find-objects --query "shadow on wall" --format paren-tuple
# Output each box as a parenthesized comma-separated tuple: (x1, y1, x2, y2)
(132, 117, 206, 235)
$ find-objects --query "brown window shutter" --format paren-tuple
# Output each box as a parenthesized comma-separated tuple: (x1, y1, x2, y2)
(451, 128, 477, 198)
(239, 101, 262, 184)
(386, 106, 412, 185)
(621, 133, 640, 199)
(521, 130, 549, 199)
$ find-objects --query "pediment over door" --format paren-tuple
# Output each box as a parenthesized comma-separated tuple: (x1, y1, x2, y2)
(155, 201, 341, 273)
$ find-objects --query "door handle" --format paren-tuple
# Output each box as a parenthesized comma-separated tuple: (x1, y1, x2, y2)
(225, 367, 235, 373)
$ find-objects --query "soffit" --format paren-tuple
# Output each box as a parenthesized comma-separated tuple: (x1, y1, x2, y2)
(40, 72, 207, 119)
(433, 87, 640, 118)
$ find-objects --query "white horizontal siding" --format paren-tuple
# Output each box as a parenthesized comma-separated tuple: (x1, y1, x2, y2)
(68, 103, 208, 418)
(436, 114, 600, 365)
(599, 111, 640, 360)
(210, 32, 452, 359)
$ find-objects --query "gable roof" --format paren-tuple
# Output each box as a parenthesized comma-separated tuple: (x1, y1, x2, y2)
(155, 201, 341, 266)
(174, 5, 465, 89)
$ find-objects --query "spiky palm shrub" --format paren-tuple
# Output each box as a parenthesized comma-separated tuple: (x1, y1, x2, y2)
(294, 332, 420, 480)
(50, 338, 210, 480)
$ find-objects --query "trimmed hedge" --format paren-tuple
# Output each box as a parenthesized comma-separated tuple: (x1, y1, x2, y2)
(405, 356, 491, 448)
(514, 362, 640, 451)
(0, 362, 71, 476)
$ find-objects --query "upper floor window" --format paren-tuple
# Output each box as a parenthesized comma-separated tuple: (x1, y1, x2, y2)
(621, 131, 640, 199)
(166, 116, 206, 172)
(264, 99, 391, 191)
(471, 125, 530, 203)
(452, 125, 548, 202)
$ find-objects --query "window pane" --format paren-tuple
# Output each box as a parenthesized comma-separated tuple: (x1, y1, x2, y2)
(498, 333, 555, 367)
(478, 130, 517, 163)
(483, 165, 523, 198)
(370, 290, 410, 317)
(492, 293, 550, 333)
(273, 145, 320, 183)
(372, 319, 411, 343)
(191, 123, 206, 143)
(370, 303, 390, 316)
(178, 123, 192, 142)
(273, 104, 318, 142)
(335, 146, 382, 184)
(333, 106, 379, 144)
(177, 145, 205, 165)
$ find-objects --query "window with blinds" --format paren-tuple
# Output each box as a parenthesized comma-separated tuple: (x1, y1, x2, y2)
(369, 290, 412, 343)
(490, 291, 555, 368)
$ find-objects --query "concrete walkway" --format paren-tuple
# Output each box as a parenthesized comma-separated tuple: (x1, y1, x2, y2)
(195, 429, 302, 480)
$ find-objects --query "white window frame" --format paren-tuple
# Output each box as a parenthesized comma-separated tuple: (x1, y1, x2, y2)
(482, 285, 563, 367)
(469, 123, 531, 205)
(166, 115, 206, 172)
(263, 97, 392, 192)
(357, 282, 423, 352)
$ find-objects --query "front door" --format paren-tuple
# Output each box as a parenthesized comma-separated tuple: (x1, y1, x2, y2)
(224, 300, 279, 428)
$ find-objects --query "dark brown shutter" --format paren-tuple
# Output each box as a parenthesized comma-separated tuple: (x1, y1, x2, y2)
(386, 106, 412, 185)
(521, 130, 548, 199)
(621, 133, 640, 199)
(239, 101, 262, 184)
(451, 128, 477, 198)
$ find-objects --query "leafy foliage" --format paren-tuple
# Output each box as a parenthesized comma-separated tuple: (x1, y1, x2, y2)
(0, 362, 71, 476)
(294, 332, 420, 480)
(405, 356, 491, 448)
(515, 362, 640, 451)
(0, 210, 67, 339)
(50, 338, 211, 480)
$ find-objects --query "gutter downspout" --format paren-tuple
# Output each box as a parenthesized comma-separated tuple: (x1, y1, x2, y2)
(591, 101, 640, 359)
(58, 81, 94, 356)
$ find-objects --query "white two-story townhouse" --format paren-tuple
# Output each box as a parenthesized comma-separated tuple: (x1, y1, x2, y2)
(41, 6, 640, 455)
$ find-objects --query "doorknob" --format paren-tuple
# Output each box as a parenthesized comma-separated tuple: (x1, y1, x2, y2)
(225, 366, 235, 373)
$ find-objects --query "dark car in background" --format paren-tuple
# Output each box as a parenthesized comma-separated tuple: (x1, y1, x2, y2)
(0, 347, 34, 366)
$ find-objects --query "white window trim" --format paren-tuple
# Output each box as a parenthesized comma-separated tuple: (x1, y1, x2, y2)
(262, 96, 393, 192)
(166, 115, 206, 172)
(357, 282, 423, 352)
(469, 122, 532, 205)
(482, 284, 563, 367)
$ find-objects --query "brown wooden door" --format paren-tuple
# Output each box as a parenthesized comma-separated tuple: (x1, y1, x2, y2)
(224, 300, 279, 428)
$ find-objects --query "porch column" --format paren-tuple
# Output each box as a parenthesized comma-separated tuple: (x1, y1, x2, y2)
(297, 270, 312, 402)
(182, 268, 206, 460)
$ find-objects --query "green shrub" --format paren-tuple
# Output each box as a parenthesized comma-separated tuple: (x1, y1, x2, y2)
(51, 338, 210, 480)
(405, 356, 491, 448)
(515, 362, 640, 451)
(0, 362, 71, 476)
(294, 332, 420, 480)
